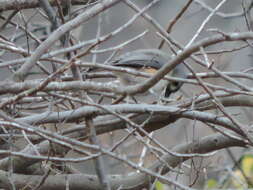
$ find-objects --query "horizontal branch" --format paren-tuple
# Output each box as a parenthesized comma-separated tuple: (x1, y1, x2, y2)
(0, 80, 120, 95)
(16, 103, 248, 137)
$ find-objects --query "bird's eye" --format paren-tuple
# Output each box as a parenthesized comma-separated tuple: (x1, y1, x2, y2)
(164, 81, 182, 97)
(171, 81, 181, 91)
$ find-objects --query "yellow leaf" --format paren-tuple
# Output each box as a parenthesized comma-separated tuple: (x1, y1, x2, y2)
(206, 179, 218, 189)
(241, 154, 253, 176)
(155, 180, 164, 190)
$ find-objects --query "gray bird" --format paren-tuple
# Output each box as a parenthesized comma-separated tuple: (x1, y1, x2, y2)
(112, 49, 187, 98)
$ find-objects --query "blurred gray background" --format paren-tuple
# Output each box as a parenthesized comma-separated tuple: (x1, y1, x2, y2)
(0, 0, 252, 188)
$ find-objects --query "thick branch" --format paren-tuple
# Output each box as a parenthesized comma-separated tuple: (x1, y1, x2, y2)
(14, 103, 248, 137)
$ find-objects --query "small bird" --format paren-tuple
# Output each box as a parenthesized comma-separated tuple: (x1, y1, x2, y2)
(112, 49, 187, 98)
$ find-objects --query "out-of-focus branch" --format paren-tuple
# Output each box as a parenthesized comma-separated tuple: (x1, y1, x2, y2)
(39, 0, 59, 31)
(12, 0, 123, 82)
(0, 0, 98, 12)
(0, 133, 246, 190)
(86, 117, 111, 190)
(0, 141, 64, 173)
(194, 0, 253, 19)
(158, 0, 194, 49)
(11, 102, 250, 137)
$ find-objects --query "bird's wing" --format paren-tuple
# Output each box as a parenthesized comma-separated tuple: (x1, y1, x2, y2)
(112, 51, 167, 70)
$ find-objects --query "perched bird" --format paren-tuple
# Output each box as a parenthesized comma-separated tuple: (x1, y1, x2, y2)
(112, 49, 187, 98)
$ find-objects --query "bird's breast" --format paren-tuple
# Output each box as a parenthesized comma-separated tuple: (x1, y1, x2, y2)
(113, 71, 169, 93)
